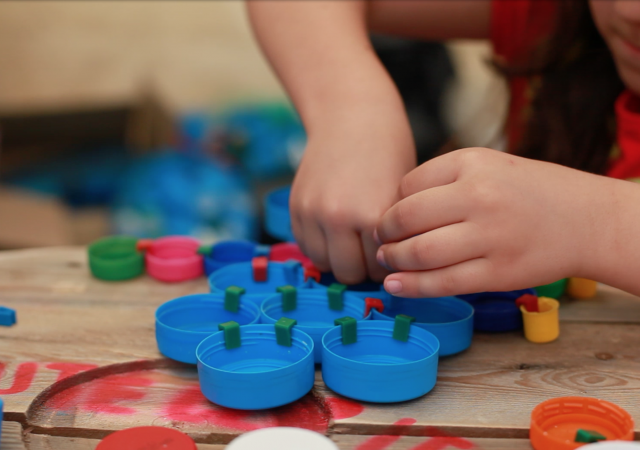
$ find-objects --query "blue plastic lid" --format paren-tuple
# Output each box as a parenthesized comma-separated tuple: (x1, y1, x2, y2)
(321, 320, 439, 403)
(457, 288, 535, 332)
(371, 295, 474, 356)
(261, 289, 368, 363)
(196, 324, 315, 410)
(203, 240, 257, 275)
(155, 293, 260, 364)
(208, 261, 308, 306)
(264, 186, 294, 242)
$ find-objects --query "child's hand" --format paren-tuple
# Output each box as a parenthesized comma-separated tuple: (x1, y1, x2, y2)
(291, 108, 415, 284)
(375, 148, 618, 297)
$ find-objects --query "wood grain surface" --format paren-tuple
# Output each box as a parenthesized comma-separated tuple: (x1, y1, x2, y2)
(1, 247, 640, 449)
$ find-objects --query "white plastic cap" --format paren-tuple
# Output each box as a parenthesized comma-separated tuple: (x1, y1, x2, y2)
(581, 442, 640, 449)
(226, 427, 339, 450)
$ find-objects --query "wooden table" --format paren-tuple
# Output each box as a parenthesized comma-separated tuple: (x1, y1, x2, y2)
(2, 247, 640, 450)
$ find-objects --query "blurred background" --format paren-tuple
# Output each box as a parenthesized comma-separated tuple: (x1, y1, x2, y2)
(0, 1, 506, 249)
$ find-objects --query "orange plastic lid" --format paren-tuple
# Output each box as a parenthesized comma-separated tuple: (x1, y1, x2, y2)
(96, 426, 197, 450)
(530, 397, 634, 450)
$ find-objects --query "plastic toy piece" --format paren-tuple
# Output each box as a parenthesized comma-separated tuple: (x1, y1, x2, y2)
(530, 396, 634, 450)
(88, 236, 145, 281)
(277, 285, 297, 312)
(218, 321, 241, 349)
(321, 321, 439, 403)
(535, 278, 568, 299)
(393, 314, 415, 342)
(372, 296, 473, 356)
(275, 317, 297, 347)
(304, 265, 321, 283)
(135, 239, 154, 252)
(224, 286, 246, 313)
(364, 297, 384, 317)
(328, 283, 347, 311)
(334, 316, 357, 345)
(0, 306, 16, 327)
(145, 236, 203, 283)
(576, 429, 607, 443)
(516, 294, 539, 312)
(252, 256, 269, 282)
(255, 245, 271, 257)
(520, 297, 560, 343)
(226, 427, 339, 450)
(197, 245, 212, 256)
(197, 324, 315, 410)
(96, 426, 196, 450)
(567, 277, 598, 299)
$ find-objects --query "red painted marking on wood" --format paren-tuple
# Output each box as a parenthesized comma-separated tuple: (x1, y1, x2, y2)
(0, 362, 38, 395)
(45, 363, 98, 382)
(45, 371, 154, 415)
(355, 418, 417, 450)
(324, 396, 365, 420)
(164, 386, 364, 432)
(409, 437, 475, 450)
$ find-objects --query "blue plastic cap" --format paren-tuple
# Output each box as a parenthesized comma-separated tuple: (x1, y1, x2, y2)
(264, 186, 294, 242)
(196, 324, 315, 410)
(457, 288, 535, 332)
(321, 321, 439, 403)
(372, 295, 473, 356)
(203, 240, 257, 276)
(0, 307, 16, 327)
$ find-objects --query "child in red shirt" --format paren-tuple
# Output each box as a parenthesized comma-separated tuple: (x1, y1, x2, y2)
(248, 0, 640, 298)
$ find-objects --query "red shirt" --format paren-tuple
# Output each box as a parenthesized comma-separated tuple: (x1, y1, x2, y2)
(491, 0, 640, 179)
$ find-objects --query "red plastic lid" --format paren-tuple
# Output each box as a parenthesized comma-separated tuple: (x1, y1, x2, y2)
(96, 426, 197, 450)
(530, 397, 634, 450)
(269, 243, 312, 267)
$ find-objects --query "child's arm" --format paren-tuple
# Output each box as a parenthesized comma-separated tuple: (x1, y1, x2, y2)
(247, 1, 490, 284)
(375, 148, 640, 298)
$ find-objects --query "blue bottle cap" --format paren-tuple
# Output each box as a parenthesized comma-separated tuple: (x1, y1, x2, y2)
(261, 289, 369, 363)
(321, 320, 439, 403)
(209, 261, 307, 306)
(155, 293, 260, 364)
(457, 288, 535, 332)
(196, 324, 315, 410)
(264, 186, 294, 242)
(0, 306, 16, 327)
(203, 240, 257, 275)
(371, 295, 473, 356)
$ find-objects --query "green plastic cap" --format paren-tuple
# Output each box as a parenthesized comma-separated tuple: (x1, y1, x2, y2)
(88, 236, 144, 281)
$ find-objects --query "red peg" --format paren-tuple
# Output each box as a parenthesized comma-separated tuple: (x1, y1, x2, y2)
(304, 265, 321, 283)
(516, 294, 539, 312)
(364, 297, 384, 317)
(252, 256, 269, 282)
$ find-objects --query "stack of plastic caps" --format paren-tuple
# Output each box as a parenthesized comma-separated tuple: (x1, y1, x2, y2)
(226, 427, 338, 450)
(530, 397, 634, 450)
(96, 426, 196, 450)
(516, 294, 560, 343)
(87, 235, 314, 283)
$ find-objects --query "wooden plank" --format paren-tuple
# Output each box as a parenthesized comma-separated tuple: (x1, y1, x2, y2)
(1, 247, 640, 444)
(2, 422, 27, 450)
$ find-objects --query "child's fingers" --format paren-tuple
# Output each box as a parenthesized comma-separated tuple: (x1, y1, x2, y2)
(383, 257, 493, 298)
(326, 230, 367, 285)
(376, 183, 467, 244)
(295, 218, 331, 272)
(361, 228, 389, 282)
(399, 150, 463, 198)
(378, 222, 486, 272)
